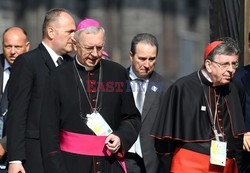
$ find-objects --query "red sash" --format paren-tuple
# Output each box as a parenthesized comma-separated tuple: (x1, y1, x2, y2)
(60, 130, 127, 173)
(171, 147, 238, 173)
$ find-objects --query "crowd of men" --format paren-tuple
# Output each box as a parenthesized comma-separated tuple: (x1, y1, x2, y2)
(0, 7, 249, 173)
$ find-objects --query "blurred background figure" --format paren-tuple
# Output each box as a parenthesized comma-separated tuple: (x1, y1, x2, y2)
(102, 50, 112, 60)
(0, 26, 30, 173)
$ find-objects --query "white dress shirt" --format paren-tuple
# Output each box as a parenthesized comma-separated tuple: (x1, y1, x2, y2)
(2, 59, 11, 93)
(42, 42, 63, 67)
(128, 66, 148, 157)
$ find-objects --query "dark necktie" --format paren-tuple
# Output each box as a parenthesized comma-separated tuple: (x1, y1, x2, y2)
(56, 57, 64, 66)
(135, 79, 145, 113)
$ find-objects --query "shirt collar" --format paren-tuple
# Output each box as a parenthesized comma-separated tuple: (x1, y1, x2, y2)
(42, 42, 63, 65)
(4, 59, 11, 71)
(129, 66, 149, 82)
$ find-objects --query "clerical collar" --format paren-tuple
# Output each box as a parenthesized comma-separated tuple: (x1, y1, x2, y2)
(42, 42, 63, 67)
(75, 55, 94, 71)
(3, 59, 11, 71)
(200, 69, 213, 86)
(129, 66, 149, 82)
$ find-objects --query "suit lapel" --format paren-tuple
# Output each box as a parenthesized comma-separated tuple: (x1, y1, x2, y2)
(38, 43, 56, 70)
(141, 72, 159, 122)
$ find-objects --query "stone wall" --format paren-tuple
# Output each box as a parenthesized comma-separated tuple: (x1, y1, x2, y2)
(0, 0, 209, 80)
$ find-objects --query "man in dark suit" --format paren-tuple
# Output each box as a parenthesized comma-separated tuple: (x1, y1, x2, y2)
(7, 8, 75, 173)
(125, 33, 172, 173)
(234, 65, 250, 173)
(0, 27, 30, 172)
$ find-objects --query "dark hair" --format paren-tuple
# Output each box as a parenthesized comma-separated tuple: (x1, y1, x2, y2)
(207, 37, 240, 61)
(3, 27, 28, 42)
(130, 33, 159, 56)
(42, 8, 72, 38)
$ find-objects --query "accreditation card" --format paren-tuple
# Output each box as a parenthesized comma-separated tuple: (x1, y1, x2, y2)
(86, 111, 113, 136)
(210, 140, 227, 166)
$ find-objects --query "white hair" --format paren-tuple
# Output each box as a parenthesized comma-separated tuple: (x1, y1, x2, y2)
(74, 26, 105, 43)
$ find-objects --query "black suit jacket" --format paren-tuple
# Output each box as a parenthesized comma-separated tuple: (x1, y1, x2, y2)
(7, 43, 72, 173)
(0, 53, 9, 141)
(128, 69, 172, 173)
(234, 65, 250, 172)
(0, 54, 7, 169)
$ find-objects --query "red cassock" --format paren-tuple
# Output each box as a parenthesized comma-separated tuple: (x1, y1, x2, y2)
(151, 71, 246, 173)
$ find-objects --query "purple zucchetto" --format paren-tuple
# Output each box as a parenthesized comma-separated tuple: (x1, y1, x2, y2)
(76, 18, 101, 31)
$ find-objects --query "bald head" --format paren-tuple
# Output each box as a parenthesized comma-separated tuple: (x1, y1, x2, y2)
(2, 27, 30, 65)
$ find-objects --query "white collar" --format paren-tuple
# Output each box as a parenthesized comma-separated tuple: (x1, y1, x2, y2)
(201, 68, 212, 83)
(75, 55, 94, 71)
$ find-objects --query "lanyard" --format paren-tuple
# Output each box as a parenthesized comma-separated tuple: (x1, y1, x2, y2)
(197, 71, 223, 141)
(73, 60, 102, 113)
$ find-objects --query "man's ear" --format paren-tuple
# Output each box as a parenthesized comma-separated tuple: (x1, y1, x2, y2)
(25, 41, 30, 52)
(47, 27, 55, 40)
(71, 37, 77, 52)
(129, 51, 134, 62)
(204, 59, 212, 73)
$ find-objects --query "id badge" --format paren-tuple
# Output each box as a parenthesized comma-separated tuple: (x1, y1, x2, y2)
(210, 140, 227, 166)
(86, 111, 113, 136)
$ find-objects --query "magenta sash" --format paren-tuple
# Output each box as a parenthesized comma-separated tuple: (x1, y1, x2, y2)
(60, 130, 127, 173)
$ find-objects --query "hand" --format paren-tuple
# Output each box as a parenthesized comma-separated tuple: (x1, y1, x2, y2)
(243, 132, 250, 151)
(0, 144, 5, 160)
(8, 163, 26, 173)
(105, 134, 121, 154)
